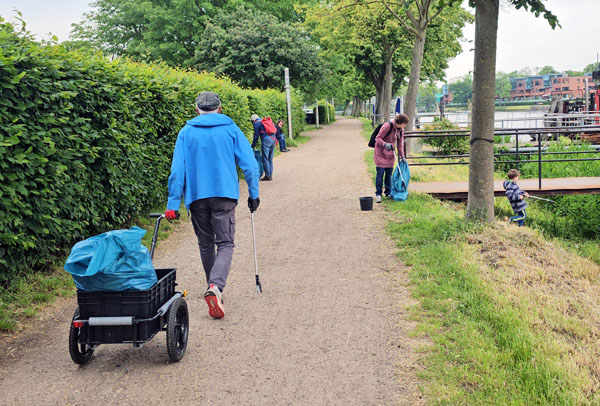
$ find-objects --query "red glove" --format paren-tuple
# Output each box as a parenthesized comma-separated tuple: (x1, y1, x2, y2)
(165, 210, 178, 221)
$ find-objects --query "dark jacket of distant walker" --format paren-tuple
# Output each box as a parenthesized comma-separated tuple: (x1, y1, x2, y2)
(503, 180, 527, 213)
(374, 121, 405, 168)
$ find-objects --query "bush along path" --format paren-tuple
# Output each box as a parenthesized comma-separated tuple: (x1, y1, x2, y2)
(0, 118, 423, 405)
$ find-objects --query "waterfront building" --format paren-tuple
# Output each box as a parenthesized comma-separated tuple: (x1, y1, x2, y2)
(510, 73, 593, 100)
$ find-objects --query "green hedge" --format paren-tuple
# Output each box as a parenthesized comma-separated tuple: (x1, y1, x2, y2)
(314, 100, 335, 125)
(0, 22, 304, 280)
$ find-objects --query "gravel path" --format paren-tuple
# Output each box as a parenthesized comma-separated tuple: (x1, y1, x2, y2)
(0, 118, 423, 405)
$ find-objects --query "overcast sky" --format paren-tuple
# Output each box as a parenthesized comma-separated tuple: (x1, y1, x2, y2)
(1, 0, 598, 83)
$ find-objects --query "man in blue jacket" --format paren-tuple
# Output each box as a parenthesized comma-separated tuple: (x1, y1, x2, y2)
(165, 91, 260, 319)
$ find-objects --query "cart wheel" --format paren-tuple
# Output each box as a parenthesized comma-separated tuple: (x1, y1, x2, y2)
(166, 297, 189, 362)
(69, 307, 94, 365)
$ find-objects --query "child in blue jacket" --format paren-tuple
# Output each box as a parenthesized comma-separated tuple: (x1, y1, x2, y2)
(503, 169, 529, 226)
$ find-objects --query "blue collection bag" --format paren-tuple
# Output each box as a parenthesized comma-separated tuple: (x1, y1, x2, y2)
(391, 160, 411, 201)
(254, 149, 264, 178)
(64, 226, 157, 291)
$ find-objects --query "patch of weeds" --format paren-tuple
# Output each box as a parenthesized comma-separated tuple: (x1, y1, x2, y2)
(0, 270, 74, 332)
(287, 134, 311, 147)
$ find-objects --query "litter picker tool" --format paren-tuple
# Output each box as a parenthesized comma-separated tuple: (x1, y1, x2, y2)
(251, 212, 262, 293)
(528, 196, 556, 204)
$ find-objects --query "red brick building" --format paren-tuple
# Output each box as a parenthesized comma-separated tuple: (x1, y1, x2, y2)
(510, 73, 593, 100)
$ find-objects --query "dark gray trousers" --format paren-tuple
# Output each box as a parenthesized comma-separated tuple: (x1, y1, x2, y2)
(189, 198, 237, 291)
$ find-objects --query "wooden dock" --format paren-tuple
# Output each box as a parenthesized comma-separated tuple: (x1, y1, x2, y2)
(409, 177, 600, 200)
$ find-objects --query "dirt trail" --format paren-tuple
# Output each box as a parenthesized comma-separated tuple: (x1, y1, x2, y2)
(0, 118, 423, 405)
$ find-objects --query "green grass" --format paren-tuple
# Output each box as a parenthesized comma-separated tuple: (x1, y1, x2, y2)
(385, 193, 583, 405)
(0, 270, 74, 331)
(286, 134, 311, 147)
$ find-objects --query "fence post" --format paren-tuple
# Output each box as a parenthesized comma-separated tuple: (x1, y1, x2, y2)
(538, 131, 542, 189)
(515, 129, 520, 172)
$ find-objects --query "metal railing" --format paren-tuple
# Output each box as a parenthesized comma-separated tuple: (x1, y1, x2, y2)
(404, 125, 600, 189)
(416, 111, 600, 129)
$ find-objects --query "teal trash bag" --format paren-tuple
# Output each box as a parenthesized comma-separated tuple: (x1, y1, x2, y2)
(391, 160, 411, 202)
(64, 226, 157, 291)
(254, 149, 264, 178)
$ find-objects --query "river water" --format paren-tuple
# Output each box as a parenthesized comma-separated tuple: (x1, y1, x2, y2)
(417, 110, 550, 129)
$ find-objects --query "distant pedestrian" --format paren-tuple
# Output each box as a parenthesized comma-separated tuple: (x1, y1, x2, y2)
(166, 91, 260, 319)
(374, 113, 408, 203)
(251, 114, 276, 181)
(503, 169, 529, 226)
(275, 120, 290, 152)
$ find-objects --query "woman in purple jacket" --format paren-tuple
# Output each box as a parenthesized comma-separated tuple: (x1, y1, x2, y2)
(374, 113, 409, 203)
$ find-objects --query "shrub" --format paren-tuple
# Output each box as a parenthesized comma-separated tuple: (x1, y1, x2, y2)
(422, 118, 469, 155)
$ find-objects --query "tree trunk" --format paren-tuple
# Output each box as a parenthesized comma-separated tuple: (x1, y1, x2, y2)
(351, 96, 360, 116)
(466, 0, 499, 223)
(374, 84, 384, 122)
(404, 25, 427, 153)
(382, 55, 393, 122)
(343, 99, 350, 116)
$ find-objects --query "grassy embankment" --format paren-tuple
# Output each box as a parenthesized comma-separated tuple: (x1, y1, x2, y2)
(0, 124, 314, 333)
(361, 118, 600, 405)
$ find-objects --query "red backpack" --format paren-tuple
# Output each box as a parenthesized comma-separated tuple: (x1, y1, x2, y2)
(262, 117, 277, 135)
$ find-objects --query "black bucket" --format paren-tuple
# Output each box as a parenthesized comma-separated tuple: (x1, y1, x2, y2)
(359, 196, 373, 211)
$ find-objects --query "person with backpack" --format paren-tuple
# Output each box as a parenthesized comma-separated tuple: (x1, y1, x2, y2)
(165, 91, 260, 319)
(251, 114, 276, 181)
(373, 113, 409, 203)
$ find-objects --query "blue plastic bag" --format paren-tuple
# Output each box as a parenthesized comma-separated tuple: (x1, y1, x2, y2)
(254, 149, 264, 178)
(64, 226, 157, 291)
(391, 160, 411, 201)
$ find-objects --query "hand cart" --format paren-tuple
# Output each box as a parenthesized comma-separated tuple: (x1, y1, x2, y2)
(68, 213, 188, 364)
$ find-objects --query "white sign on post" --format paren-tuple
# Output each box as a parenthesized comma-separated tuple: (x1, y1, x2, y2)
(284, 68, 293, 140)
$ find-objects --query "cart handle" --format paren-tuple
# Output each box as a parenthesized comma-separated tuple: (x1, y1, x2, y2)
(149, 214, 165, 259)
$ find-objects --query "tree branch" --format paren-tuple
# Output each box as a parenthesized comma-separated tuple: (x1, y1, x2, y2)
(382, 0, 418, 35)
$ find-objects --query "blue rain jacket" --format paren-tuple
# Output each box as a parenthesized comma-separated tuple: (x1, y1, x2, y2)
(64, 227, 157, 291)
(167, 113, 259, 210)
(391, 160, 411, 201)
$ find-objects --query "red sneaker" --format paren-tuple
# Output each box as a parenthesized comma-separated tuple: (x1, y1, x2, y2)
(204, 284, 225, 319)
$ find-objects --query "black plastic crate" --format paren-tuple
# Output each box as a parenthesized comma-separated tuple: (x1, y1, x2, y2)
(77, 268, 176, 344)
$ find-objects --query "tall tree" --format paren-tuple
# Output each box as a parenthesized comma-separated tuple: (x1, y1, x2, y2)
(305, 0, 466, 122)
(466, 0, 558, 222)
(304, 1, 408, 120)
(70, 0, 317, 67)
(448, 73, 473, 104)
(379, 0, 470, 134)
(195, 6, 324, 91)
(583, 62, 600, 73)
(537, 65, 558, 75)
